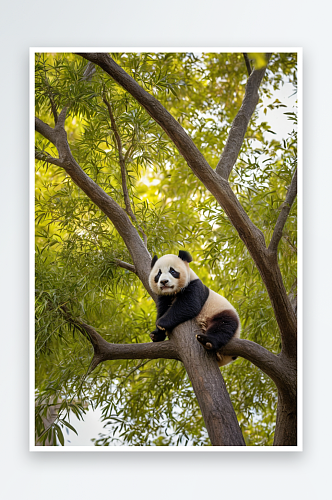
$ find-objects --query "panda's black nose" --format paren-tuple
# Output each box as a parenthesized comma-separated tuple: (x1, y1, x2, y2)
(160, 279, 169, 285)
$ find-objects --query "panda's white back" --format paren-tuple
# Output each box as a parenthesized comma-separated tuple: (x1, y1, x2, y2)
(196, 289, 237, 330)
(196, 289, 241, 367)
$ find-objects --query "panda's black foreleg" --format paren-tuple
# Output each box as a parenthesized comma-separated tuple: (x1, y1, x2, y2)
(150, 295, 173, 342)
(156, 280, 209, 332)
(196, 310, 239, 351)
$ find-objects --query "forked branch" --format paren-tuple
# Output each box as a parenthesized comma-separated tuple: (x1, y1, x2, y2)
(67, 316, 180, 373)
(76, 54, 266, 250)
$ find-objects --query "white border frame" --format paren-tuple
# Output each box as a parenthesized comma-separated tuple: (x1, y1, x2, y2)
(30, 47, 302, 452)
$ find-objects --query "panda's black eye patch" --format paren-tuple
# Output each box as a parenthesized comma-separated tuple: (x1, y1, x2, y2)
(169, 267, 180, 278)
(154, 270, 162, 283)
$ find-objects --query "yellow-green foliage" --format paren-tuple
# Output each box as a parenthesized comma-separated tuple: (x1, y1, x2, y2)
(35, 52, 297, 446)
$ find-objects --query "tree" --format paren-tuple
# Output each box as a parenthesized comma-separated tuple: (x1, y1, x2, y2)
(34, 51, 297, 447)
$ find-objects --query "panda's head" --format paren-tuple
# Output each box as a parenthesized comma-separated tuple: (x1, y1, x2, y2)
(149, 251, 193, 296)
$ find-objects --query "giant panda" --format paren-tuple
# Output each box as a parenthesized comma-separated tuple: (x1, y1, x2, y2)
(148, 250, 241, 366)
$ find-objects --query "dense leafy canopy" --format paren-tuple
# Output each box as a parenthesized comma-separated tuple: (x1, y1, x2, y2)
(35, 52, 297, 446)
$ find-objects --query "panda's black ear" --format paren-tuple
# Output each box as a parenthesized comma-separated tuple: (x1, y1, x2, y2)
(151, 255, 158, 268)
(178, 250, 193, 263)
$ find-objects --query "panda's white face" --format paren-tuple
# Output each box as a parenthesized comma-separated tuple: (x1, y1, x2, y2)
(149, 254, 190, 295)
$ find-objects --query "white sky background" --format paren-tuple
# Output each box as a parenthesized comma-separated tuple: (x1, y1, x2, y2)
(259, 82, 297, 139)
(64, 406, 103, 446)
(64, 75, 298, 447)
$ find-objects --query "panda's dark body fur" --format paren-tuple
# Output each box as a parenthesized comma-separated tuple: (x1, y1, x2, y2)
(149, 251, 240, 366)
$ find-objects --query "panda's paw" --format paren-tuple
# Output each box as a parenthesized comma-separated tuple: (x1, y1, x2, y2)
(150, 329, 166, 342)
(196, 334, 214, 350)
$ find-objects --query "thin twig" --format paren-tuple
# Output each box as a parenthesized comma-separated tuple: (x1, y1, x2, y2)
(43, 72, 58, 124)
(269, 169, 297, 253)
(114, 258, 137, 274)
(117, 360, 151, 387)
(124, 143, 135, 163)
(103, 97, 148, 247)
(48, 93, 58, 124)
(243, 53, 252, 76)
(35, 150, 63, 167)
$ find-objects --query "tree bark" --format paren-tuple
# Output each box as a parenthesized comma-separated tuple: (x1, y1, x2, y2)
(172, 320, 245, 446)
(273, 392, 297, 446)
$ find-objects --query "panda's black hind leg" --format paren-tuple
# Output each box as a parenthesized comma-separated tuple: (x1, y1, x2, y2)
(196, 334, 214, 350)
(196, 310, 239, 351)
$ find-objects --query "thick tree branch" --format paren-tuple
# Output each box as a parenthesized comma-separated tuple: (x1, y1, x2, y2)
(70, 317, 180, 373)
(216, 58, 270, 179)
(75, 54, 267, 248)
(66, 311, 246, 445)
(221, 338, 288, 389)
(103, 97, 148, 246)
(35, 110, 153, 295)
(35, 117, 56, 144)
(269, 169, 297, 253)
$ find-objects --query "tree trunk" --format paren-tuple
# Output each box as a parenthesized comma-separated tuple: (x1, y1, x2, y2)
(273, 354, 297, 446)
(273, 391, 297, 446)
(171, 320, 246, 446)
